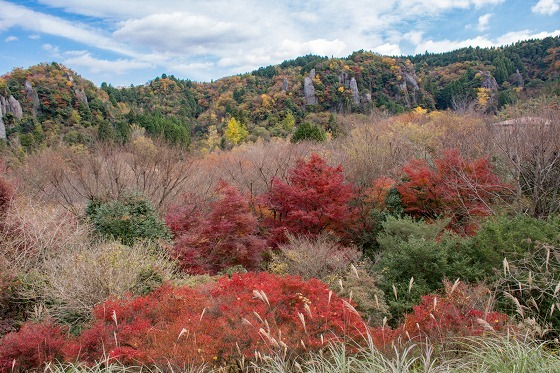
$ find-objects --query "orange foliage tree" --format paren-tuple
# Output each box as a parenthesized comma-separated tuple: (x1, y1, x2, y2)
(396, 149, 508, 233)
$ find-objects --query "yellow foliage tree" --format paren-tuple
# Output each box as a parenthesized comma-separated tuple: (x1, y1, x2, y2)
(225, 117, 247, 145)
(476, 88, 490, 108)
(413, 106, 428, 115)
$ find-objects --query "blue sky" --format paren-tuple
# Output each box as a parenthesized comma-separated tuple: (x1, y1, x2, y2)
(1, 0, 559, 86)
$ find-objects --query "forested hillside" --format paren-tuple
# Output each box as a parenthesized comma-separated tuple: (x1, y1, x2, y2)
(1, 37, 559, 152)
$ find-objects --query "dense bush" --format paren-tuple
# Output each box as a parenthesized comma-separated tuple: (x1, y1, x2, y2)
(261, 154, 357, 246)
(0, 321, 70, 372)
(86, 194, 171, 245)
(472, 214, 560, 276)
(168, 181, 267, 274)
(374, 216, 487, 320)
(291, 121, 326, 143)
(73, 273, 368, 366)
(396, 149, 508, 234)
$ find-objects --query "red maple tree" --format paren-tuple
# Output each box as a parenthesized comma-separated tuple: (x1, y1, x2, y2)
(261, 154, 357, 246)
(168, 181, 267, 274)
(396, 149, 507, 233)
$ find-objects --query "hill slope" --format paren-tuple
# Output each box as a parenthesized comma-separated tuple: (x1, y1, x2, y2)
(1, 36, 559, 151)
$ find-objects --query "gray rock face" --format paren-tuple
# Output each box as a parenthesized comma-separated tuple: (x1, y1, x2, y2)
(303, 70, 318, 105)
(509, 69, 524, 87)
(25, 80, 41, 115)
(403, 72, 419, 91)
(309, 68, 316, 80)
(0, 102, 5, 139)
(481, 71, 499, 91)
(282, 78, 288, 91)
(338, 72, 351, 88)
(304, 77, 318, 105)
(349, 77, 360, 105)
(74, 88, 89, 106)
(1, 95, 23, 121)
(9, 96, 23, 120)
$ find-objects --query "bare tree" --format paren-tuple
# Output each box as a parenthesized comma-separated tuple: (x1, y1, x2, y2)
(19, 137, 199, 214)
(490, 107, 560, 217)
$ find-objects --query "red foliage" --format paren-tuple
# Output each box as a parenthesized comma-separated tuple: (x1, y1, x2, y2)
(0, 321, 70, 372)
(74, 284, 216, 365)
(168, 181, 267, 274)
(74, 273, 368, 367)
(396, 149, 507, 234)
(400, 293, 508, 343)
(364, 177, 396, 209)
(367, 282, 509, 350)
(261, 154, 357, 246)
(209, 272, 368, 355)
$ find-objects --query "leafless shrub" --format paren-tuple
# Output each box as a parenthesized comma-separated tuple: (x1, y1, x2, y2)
(18, 137, 199, 214)
(327, 117, 413, 186)
(207, 139, 313, 198)
(269, 233, 360, 281)
(21, 240, 177, 326)
(490, 105, 560, 216)
(0, 197, 90, 271)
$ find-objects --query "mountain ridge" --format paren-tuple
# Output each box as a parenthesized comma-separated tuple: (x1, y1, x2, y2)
(1, 36, 559, 149)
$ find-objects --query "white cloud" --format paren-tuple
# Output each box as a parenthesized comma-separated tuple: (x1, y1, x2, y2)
(496, 29, 560, 45)
(531, 0, 560, 15)
(477, 13, 492, 31)
(4, 35, 17, 42)
(403, 31, 424, 45)
(42, 43, 61, 58)
(415, 36, 494, 54)
(0, 0, 553, 84)
(28, 34, 41, 40)
(415, 28, 560, 54)
(62, 51, 154, 74)
(0, 1, 138, 57)
(113, 12, 253, 54)
(374, 43, 402, 56)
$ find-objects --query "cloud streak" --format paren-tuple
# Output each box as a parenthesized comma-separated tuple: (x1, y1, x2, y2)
(0, 0, 556, 84)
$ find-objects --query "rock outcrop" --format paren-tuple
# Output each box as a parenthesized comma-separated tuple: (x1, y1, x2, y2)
(25, 80, 41, 116)
(481, 71, 499, 91)
(74, 88, 89, 107)
(282, 78, 288, 92)
(509, 69, 524, 87)
(0, 95, 23, 121)
(398, 61, 420, 108)
(338, 72, 351, 88)
(0, 104, 5, 140)
(349, 77, 360, 105)
(303, 69, 318, 105)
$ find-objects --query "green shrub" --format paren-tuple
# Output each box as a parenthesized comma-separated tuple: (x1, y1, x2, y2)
(472, 214, 560, 277)
(373, 216, 486, 320)
(290, 121, 326, 143)
(86, 194, 171, 246)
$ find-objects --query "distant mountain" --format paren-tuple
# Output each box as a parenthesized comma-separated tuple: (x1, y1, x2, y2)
(1, 36, 559, 151)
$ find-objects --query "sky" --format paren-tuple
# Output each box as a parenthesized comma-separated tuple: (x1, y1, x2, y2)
(0, 0, 559, 86)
